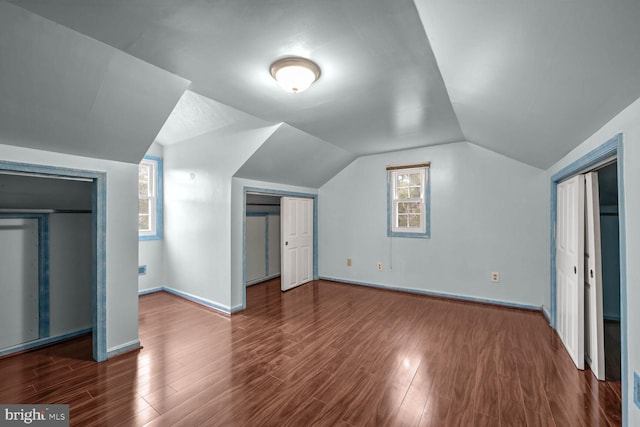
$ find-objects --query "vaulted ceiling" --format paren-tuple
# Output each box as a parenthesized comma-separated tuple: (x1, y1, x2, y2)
(2, 0, 640, 185)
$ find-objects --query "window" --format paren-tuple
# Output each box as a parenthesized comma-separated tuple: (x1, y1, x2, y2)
(387, 163, 430, 238)
(139, 156, 162, 240)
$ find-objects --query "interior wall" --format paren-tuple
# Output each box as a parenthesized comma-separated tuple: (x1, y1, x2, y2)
(230, 177, 318, 311)
(162, 126, 278, 311)
(318, 141, 548, 309)
(139, 142, 165, 292)
(0, 142, 140, 354)
(0, 217, 39, 349)
(546, 95, 640, 425)
(245, 214, 281, 285)
(246, 216, 267, 283)
(49, 213, 92, 336)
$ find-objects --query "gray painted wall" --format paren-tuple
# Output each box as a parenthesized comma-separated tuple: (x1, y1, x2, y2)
(49, 213, 92, 336)
(162, 126, 278, 310)
(318, 141, 548, 308)
(0, 218, 39, 349)
(245, 214, 280, 285)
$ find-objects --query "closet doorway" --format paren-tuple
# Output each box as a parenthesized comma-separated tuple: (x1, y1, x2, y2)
(0, 162, 107, 361)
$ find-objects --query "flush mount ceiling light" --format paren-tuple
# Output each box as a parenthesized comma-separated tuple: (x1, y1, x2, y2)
(270, 57, 321, 93)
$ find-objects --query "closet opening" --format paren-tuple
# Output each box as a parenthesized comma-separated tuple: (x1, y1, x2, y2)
(0, 163, 107, 362)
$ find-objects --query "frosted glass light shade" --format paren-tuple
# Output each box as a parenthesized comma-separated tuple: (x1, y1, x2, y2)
(270, 57, 321, 93)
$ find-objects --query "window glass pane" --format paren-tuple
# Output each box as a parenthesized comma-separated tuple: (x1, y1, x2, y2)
(398, 202, 407, 214)
(139, 214, 150, 231)
(139, 164, 150, 197)
(409, 173, 421, 186)
(397, 188, 409, 199)
(409, 187, 421, 198)
(139, 198, 150, 215)
(397, 215, 408, 228)
(408, 214, 421, 227)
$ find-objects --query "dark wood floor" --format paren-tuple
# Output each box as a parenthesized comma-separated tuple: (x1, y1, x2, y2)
(0, 279, 622, 426)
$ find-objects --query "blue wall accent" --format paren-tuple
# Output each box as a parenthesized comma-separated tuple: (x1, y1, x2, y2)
(139, 155, 163, 241)
(319, 275, 542, 312)
(0, 160, 107, 362)
(0, 213, 50, 339)
(548, 133, 627, 424)
(242, 186, 318, 310)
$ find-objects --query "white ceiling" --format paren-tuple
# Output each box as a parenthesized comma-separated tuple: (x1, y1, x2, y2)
(3, 0, 640, 179)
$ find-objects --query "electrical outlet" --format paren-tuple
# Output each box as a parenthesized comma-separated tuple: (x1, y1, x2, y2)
(138, 265, 147, 275)
(491, 272, 500, 283)
(377, 262, 383, 271)
(634, 371, 640, 409)
(347, 258, 352, 267)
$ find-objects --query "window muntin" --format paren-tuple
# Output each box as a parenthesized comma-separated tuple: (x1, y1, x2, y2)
(388, 165, 429, 237)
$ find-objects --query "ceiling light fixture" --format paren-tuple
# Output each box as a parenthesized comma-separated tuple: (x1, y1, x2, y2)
(270, 57, 321, 93)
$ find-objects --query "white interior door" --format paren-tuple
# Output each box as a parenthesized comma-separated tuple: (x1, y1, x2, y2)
(584, 172, 605, 379)
(556, 175, 585, 370)
(0, 218, 39, 349)
(281, 197, 313, 291)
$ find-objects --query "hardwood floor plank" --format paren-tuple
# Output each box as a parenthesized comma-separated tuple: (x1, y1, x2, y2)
(0, 279, 622, 426)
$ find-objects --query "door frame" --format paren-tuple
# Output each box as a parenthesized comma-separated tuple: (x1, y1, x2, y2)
(0, 161, 107, 362)
(549, 133, 627, 422)
(242, 186, 318, 309)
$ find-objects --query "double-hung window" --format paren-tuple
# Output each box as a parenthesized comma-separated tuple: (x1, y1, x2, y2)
(387, 163, 430, 238)
(139, 156, 162, 240)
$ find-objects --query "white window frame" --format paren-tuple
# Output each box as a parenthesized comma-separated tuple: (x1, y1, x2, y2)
(139, 156, 162, 240)
(387, 164, 430, 238)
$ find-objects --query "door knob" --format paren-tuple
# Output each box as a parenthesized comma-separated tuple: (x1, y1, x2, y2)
(285, 241, 288, 246)
(574, 266, 577, 274)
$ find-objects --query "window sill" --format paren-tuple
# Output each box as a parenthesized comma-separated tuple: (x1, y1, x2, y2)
(139, 234, 162, 242)
(388, 231, 430, 239)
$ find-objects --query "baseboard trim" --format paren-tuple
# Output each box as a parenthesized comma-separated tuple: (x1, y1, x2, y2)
(0, 328, 92, 358)
(319, 276, 542, 313)
(162, 286, 231, 316)
(107, 340, 141, 358)
(138, 286, 164, 295)
(542, 306, 551, 324)
(246, 274, 281, 287)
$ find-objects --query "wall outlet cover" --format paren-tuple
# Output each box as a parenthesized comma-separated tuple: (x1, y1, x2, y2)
(634, 371, 640, 409)
(138, 265, 147, 275)
(377, 262, 383, 271)
(491, 272, 500, 283)
(347, 258, 352, 267)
